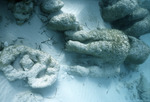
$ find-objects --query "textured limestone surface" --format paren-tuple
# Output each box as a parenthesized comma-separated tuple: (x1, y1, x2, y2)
(14, 91, 43, 102)
(41, 0, 64, 13)
(65, 29, 130, 65)
(0, 45, 59, 88)
(125, 36, 150, 65)
(48, 13, 80, 31)
(100, 0, 138, 22)
(12, 0, 33, 25)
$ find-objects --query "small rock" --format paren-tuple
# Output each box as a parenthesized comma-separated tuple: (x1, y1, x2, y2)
(4, 41, 9, 47)
(48, 13, 80, 31)
(13, 0, 33, 25)
(41, 0, 64, 13)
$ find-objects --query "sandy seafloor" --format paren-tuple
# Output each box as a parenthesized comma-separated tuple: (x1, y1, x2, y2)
(0, 0, 150, 102)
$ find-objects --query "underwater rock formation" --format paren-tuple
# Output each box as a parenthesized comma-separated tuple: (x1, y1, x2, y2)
(137, 75, 150, 102)
(125, 36, 150, 69)
(65, 29, 130, 66)
(48, 13, 80, 31)
(100, 0, 138, 22)
(100, 0, 150, 37)
(41, 0, 64, 13)
(12, 0, 34, 25)
(14, 91, 43, 102)
(0, 45, 59, 88)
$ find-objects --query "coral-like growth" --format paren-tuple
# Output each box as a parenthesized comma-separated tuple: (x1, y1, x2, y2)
(0, 45, 59, 88)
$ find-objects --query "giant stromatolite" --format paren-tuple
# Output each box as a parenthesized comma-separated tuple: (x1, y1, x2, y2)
(65, 29, 130, 66)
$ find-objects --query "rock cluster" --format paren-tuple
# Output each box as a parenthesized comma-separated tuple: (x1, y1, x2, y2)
(39, 0, 81, 31)
(100, 0, 150, 37)
(0, 45, 59, 88)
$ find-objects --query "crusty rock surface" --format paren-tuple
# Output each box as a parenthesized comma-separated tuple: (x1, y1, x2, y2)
(48, 13, 80, 31)
(12, 0, 33, 25)
(125, 36, 150, 65)
(65, 29, 130, 65)
(0, 45, 59, 88)
(14, 91, 43, 102)
(100, 0, 138, 22)
(41, 0, 64, 13)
